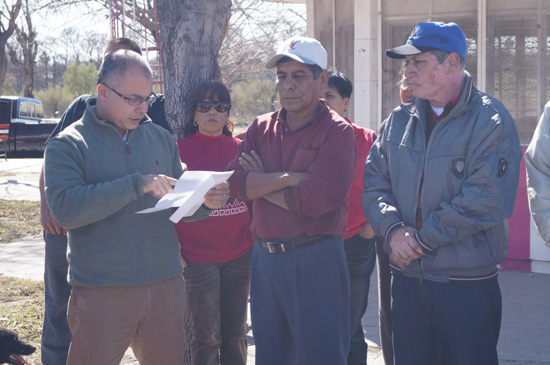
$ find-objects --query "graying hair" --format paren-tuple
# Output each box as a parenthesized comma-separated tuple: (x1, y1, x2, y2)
(97, 49, 152, 86)
(431, 49, 466, 69)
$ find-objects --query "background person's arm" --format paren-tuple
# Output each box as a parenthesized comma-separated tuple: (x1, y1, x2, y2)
(39, 163, 66, 235)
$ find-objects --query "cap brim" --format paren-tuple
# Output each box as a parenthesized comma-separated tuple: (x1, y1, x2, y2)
(385, 44, 424, 59)
(265, 52, 316, 69)
(386, 44, 442, 59)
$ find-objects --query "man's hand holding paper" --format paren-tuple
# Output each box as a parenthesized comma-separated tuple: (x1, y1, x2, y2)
(204, 182, 230, 209)
(143, 174, 178, 198)
(138, 170, 234, 222)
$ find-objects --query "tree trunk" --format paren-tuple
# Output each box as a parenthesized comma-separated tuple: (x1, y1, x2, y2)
(158, 0, 232, 140)
(0, 0, 23, 96)
(0, 38, 8, 96)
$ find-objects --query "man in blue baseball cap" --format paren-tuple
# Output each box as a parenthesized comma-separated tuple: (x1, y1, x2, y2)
(363, 21, 522, 364)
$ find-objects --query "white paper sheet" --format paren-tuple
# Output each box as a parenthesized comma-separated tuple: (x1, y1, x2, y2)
(136, 170, 233, 223)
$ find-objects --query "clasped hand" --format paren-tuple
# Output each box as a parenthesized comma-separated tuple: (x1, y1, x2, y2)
(389, 226, 423, 269)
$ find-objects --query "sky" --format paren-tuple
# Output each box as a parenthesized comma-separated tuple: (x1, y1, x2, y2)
(31, 1, 306, 61)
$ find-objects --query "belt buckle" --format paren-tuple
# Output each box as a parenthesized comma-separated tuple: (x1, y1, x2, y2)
(266, 241, 285, 253)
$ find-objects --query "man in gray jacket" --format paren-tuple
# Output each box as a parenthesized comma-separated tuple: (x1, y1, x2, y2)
(363, 22, 521, 364)
(526, 100, 550, 249)
(45, 50, 229, 364)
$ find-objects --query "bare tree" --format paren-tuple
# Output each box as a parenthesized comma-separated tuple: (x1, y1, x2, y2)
(158, 0, 232, 140)
(8, 0, 37, 97)
(82, 31, 108, 65)
(38, 50, 49, 88)
(104, 0, 158, 44)
(0, 0, 22, 95)
(220, 0, 306, 87)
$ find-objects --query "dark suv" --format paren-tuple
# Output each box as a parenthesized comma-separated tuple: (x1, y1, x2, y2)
(0, 96, 58, 156)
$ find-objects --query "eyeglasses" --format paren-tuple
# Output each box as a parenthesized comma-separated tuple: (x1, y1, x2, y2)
(103, 84, 157, 106)
(196, 101, 230, 113)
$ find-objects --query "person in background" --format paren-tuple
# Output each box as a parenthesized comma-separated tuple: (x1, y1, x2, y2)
(363, 21, 521, 364)
(525, 100, 550, 249)
(39, 37, 171, 365)
(324, 69, 377, 365)
(175, 81, 254, 365)
(227, 36, 356, 364)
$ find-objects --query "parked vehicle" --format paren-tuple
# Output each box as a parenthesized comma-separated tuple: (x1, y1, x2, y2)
(0, 97, 59, 157)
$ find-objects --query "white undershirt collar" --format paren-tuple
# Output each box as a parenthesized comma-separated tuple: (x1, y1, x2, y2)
(430, 104, 445, 117)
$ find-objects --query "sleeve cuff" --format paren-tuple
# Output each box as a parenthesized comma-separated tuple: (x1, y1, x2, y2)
(384, 221, 405, 248)
(283, 187, 297, 213)
(131, 173, 145, 197)
(180, 204, 213, 223)
(415, 231, 435, 254)
(229, 170, 251, 201)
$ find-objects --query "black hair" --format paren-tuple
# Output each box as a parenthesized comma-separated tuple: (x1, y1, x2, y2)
(276, 56, 323, 80)
(104, 37, 142, 56)
(184, 81, 234, 137)
(327, 68, 353, 98)
(97, 50, 152, 87)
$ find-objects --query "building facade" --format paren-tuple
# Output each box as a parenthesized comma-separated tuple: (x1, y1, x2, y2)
(278, 0, 550, 273)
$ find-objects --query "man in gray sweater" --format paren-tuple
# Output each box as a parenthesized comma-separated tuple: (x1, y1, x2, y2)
(44, 50, 229, 364)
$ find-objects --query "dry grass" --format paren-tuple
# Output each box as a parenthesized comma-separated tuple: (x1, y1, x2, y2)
(0, 199, 44, 364)
(0, 200, 41, 243)
(0, 275, 44, 365)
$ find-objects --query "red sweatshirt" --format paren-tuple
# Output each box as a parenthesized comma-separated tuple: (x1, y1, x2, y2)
(227, 100, 357, 239)
(175, 132, 254, 264)
(344, 118, 376, 240)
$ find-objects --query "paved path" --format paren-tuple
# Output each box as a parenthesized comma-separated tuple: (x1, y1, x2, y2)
(1, 158, 549, 364)
(0, 158, 41, 202)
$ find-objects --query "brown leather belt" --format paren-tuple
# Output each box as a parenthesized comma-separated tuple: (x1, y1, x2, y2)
(257, 235, 328, 253)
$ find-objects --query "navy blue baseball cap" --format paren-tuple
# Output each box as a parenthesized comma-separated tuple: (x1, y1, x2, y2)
(386, 22, 467, 59)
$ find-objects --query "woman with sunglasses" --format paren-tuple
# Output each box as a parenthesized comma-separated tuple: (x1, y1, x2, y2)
(175, 81, 254, 365)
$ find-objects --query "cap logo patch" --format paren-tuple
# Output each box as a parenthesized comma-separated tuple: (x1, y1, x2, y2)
(498, 158, 508, 177)
(451, 158, 466, 179)
(290, 40, 298, 50)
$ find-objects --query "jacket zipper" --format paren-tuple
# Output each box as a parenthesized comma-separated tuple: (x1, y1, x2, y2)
(417, 107, 429, 285)
(418, 258, 424, 284)
(125, 139, 135, 172)
(414, 101, 465, 285)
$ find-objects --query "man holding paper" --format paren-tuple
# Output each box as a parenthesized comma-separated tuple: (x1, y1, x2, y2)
(227, 36, 357, 364)
(44, 50, 229, 364)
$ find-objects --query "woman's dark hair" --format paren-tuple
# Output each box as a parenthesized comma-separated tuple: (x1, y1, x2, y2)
(327, 68, 353, 98)
(184, 81, 234, 137)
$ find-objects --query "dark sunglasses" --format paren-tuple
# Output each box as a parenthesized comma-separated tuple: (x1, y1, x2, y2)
(196, 101, 230, 113)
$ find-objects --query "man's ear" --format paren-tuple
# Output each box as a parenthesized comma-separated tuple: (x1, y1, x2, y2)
(446, 53, 461, 73)
(97, 84, 109, 101)
(344, 97, 350, 114)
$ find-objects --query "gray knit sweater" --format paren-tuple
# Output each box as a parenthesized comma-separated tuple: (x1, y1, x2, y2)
(45, 95, 211, 287)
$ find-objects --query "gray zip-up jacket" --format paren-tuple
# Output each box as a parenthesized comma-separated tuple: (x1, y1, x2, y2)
(45, 96, 211, 287)
(363, 74, 522, 283)
(525, 100, 550, 248)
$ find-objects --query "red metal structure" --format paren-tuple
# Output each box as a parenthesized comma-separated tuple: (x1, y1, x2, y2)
(108, 0, 164, 92)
